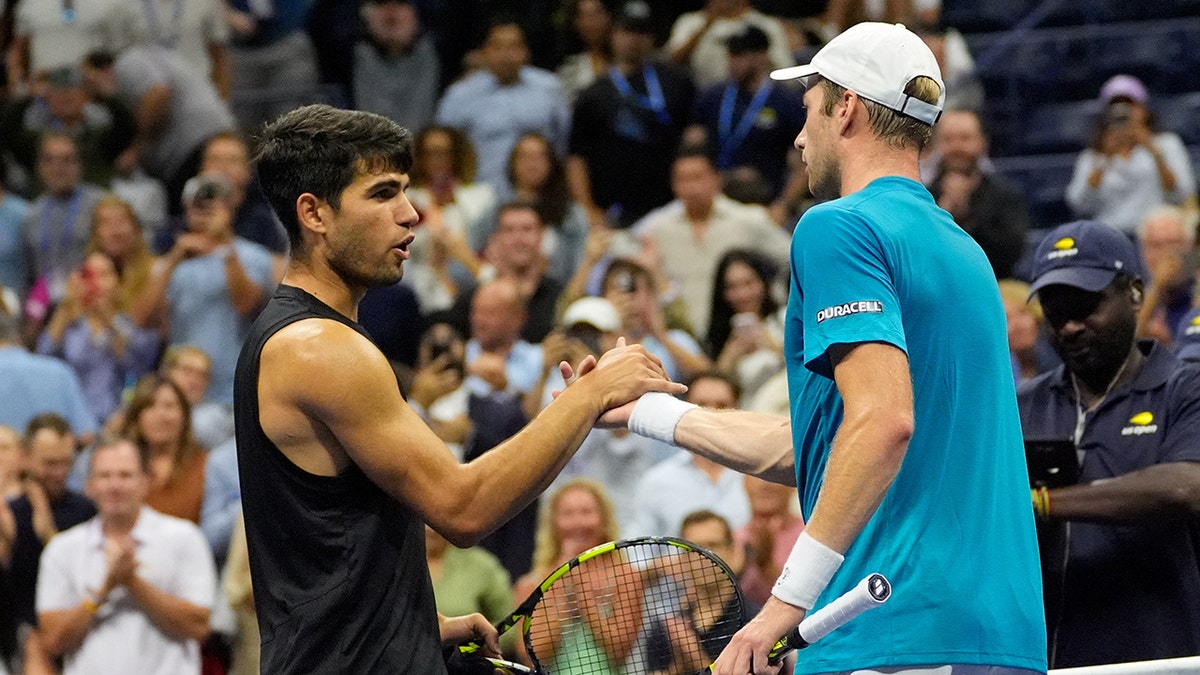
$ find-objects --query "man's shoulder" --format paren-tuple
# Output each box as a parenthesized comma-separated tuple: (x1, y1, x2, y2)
(520, 66, 564, 92)
(43, 516, 95, 555)
(139, 506, 206, 542)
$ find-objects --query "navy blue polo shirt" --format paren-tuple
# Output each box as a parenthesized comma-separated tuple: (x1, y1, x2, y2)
(1017, 340, 1200, 667)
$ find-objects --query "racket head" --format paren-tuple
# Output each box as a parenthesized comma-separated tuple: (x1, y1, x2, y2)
(521, 536, 746, 674)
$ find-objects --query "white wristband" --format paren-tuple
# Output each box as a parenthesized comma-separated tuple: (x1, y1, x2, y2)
(627, 393, 697, 445)
(771, 531, 844, 610)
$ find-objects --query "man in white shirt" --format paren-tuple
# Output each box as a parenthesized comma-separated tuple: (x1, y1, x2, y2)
(36, 437, 215, 675)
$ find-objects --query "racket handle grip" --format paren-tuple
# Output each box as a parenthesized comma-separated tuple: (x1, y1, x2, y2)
(784, 573, 891, 651)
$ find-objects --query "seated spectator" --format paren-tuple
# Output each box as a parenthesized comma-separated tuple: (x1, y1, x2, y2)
(86, 195, 154, 311)
(998, 279, 1057, 385)
(0, 310, 97, 439)
(1174, 307, 1200, 363)
(20, 133, 106, 314)
(928, 110, 1030, 279)
(425, 524, 512, 626)
(635, 150, 791, 338)
(462, 278, 544, 398)
(567, 1, 695, 230)
(476, 133, 589, 286)
(36, 437, 215, 675)
(686, 26, 806, 202)
(665, 0, 793, 90)
(732, 475, 803, 607)
(439, 201, 564, 345)
(1065, 74, 1196, 236)
(625, 372, 750, 538)
(602, 258, 711, 382)
(161, 345, 233, 451)
(120, 374, 207, 523)
(1018, 220, 1200, 668)
(706, 249, 784, 404)
(352, 0, 440, 133)
(407, 324, 472, 461)
(0, 414, 95, 671)
(36, 252, 160, 424)
(404, 125, 496, 314)
(198, 133, 288, 255)
(0, 65, 135, 190)
(556, 0, 614, 104)
(514, 479, 623, 668)
(0, 165, 31, 301)
(131, 174, 275, 404)
(435, 18, 570, 191)
(1136, 205, 1196, 343)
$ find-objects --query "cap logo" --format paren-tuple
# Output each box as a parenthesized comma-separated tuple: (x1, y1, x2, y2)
(1186, 315, 1200, 336)
(1122, 411, 1158, 436)
(1046, 237, 1079, 260)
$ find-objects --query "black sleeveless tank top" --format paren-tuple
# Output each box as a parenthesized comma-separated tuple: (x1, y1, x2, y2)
(233, 285, 446, 674)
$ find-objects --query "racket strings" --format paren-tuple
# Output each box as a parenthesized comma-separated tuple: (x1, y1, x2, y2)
(525, 543, 743, 674)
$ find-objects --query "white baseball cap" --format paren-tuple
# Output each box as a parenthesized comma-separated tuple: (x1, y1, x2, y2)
(770, 22, 945, 125)
(561, 297, 621, 332)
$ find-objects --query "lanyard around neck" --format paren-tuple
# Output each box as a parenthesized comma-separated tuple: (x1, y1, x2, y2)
(716, 81, 772, 168)
(610, 65, 671, 126)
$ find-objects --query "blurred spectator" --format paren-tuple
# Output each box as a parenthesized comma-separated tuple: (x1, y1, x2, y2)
(0, 165, 30, 301)
(1018, 220, 1200, 668)
(199, 436, 238, 567)
(120, 374, 206, 524)
(0, 310, 97, 438)
(516, 478, 619, 605)
(131, 175, 275, 404)
(436, 19, 570, 192)
(405, 125, 496, 314)
(358, 281, 427, 371)
(440, 201, 564, 344)
(160, 345, 233, 459)
(85, 195, 154, 311)
(353, 0, 440, 133)
(732, 475, 803, 607)
(929, 109, 1030, 279)
(1136, 205, 1196, 343)
(198, 132, 287, 255)
(0, 65, 136, 190)
(225, 0, 319, 133)
(634, 150, 791, 337)
(475, 133, 589, 285)
(1065, 74, 1196, 236)
(556, 0, 613, 104)
(665, 0, 793, 90)
(6, 0, 136, 97)
(20, 133, 105, 310)
(997, 279, 1056, 386)
(538, 297, 673, 531)
(36, 437, 215, 675)
(83, 45, 237, 213)
(0, 425, 19, 500)
(407, 323, 471, 461)
(128, 0, 230, 99)
(567, 1, 695, 230)
(463, 278, 543, 398)
(625, 372, 750, 537)
(1174, 306, 1200, 363)
(221, 515, 258, 675)
(706, 249, 784, 403)
(36, 252, 160, 423)
(686, 25, 806, 202)
(0, 414, 94, 671)
(915, 21, 983, 113)
(425, 524, 512, 625)
(109, 169, 169, 245)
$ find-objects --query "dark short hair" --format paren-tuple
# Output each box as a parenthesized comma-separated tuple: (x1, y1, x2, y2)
(680, 509, 733, 544)
(686, 370, 743, 404)
(495, 199, 543, 227)
(254, 105, 414, 255)
(89, 434, 151, 475)
(23, 412, 72, 447)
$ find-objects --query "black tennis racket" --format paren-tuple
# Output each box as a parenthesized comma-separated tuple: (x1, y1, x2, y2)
(461, 536, 746, 674)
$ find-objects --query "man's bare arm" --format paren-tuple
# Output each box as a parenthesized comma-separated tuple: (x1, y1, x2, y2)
(261, 322, 685, 547)
(673, 409, 795, 485)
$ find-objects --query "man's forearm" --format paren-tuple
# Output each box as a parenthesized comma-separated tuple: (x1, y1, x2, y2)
(127, 576, 211, 641)
(673, 408, 795, 485)
(1047, 461, 1200, 522)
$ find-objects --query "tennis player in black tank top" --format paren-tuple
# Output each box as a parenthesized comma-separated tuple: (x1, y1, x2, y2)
(238, 105, 684, 673)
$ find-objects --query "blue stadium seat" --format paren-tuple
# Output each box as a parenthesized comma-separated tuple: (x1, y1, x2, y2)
(1154, 93, 1200, 146)
(991, 153, 1078, 231)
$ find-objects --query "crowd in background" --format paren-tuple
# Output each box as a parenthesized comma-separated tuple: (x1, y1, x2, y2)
(0, 0, 1197, 673)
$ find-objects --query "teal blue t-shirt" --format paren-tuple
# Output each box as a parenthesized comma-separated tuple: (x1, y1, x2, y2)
(785, 177, 1046, 674)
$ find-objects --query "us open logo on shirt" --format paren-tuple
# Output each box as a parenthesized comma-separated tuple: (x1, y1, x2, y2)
(1185, 314, 1200, 336)
(1046, 237, 1079, 260)
(816, 300, 884, 323)
(1121, 411, 1159, 436)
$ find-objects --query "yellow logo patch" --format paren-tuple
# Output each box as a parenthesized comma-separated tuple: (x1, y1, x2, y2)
(1129, 411, 1154, 426)
(1053, 237, 1075, 250)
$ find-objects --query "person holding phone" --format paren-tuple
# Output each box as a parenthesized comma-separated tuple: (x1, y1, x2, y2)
(1066, 74, 1195, 235)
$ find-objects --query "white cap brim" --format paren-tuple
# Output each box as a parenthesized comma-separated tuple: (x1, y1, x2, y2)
(770, 64, 819, 82)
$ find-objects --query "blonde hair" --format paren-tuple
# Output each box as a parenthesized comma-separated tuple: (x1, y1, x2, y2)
(997, 278, 1043, 324)
(820, 76, 941, 151)
(87, 195, 152, 312)
(531, 478, 620, 575)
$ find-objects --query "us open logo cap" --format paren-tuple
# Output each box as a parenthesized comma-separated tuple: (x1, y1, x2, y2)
(1027, 220, 1146, 299)
(769, 22, 945, 125)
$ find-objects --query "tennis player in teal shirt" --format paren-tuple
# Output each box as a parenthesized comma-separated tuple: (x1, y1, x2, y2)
(616, 22, 1046, 675)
